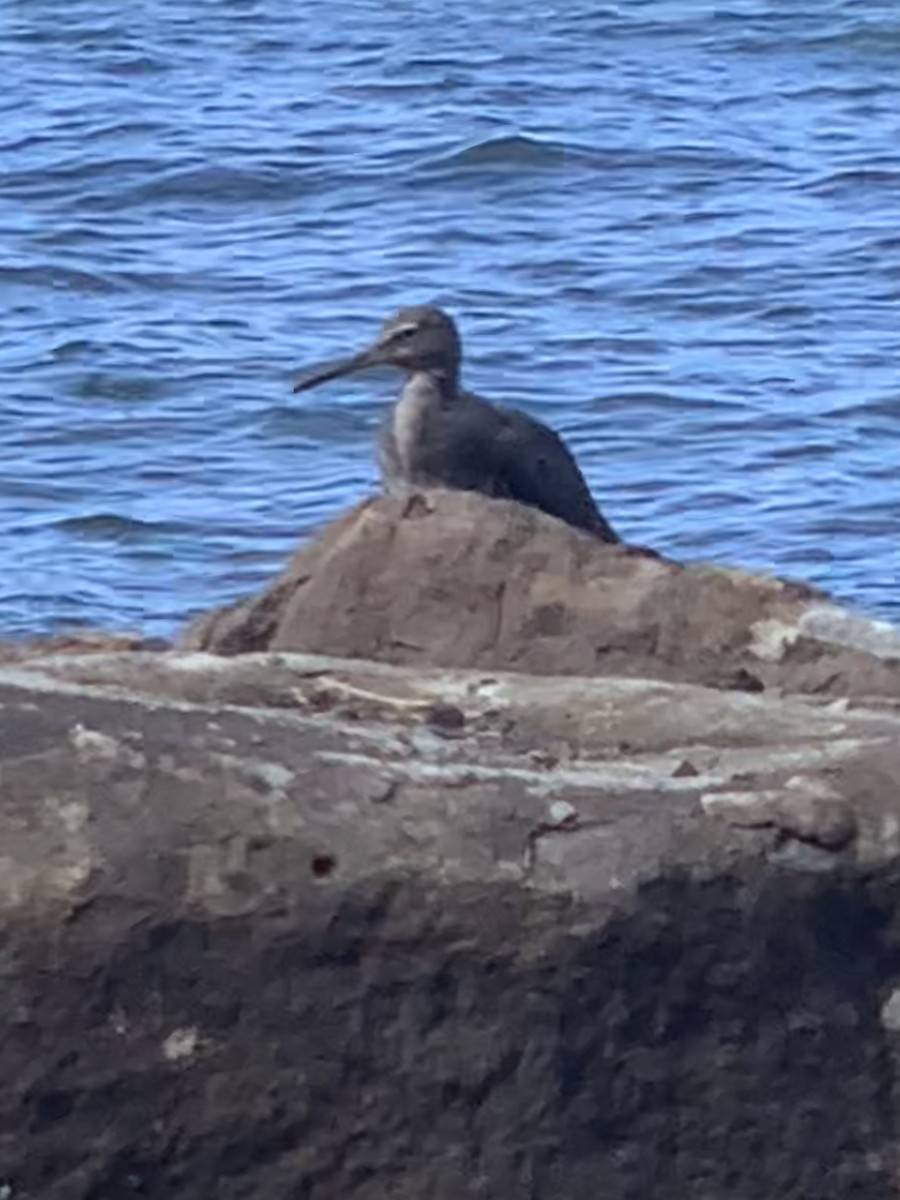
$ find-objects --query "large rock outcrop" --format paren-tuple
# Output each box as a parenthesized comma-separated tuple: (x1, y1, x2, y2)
(3, 644, 900, 1199)
(181, 490, 900, 700)
(6, 492, 900, 1198)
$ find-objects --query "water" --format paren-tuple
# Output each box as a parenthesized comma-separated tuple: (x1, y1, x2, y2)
(2, 0, 899, 640)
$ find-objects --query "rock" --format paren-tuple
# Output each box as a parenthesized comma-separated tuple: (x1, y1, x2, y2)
(0, 630, 167, 664)
(180, 490, 900, 701)
(701, 776, 857, 849)
(4, 647, 900, 1198)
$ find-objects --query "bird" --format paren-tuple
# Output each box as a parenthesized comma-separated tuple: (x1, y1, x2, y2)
(291, 304, 619, 542)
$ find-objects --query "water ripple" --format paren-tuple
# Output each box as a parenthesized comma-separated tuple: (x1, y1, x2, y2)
(1, 0, 899, 637)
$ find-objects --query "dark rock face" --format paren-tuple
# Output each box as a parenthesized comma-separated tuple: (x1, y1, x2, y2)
(180, 490, 900, 701)
(4, 650, 900, 1198)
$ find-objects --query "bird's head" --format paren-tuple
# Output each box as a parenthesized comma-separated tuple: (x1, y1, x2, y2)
(292, 304, 461, 393)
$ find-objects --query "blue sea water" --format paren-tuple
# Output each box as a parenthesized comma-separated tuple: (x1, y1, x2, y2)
(2, 0, 899, 638)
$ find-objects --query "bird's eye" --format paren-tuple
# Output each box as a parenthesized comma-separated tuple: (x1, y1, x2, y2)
(394, 324, 417, 340)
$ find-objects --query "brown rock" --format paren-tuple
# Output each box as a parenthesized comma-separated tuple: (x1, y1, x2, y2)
(4, 650, 900, 1198)
(179, 490, 900, 701)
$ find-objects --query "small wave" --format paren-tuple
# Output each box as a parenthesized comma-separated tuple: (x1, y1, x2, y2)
(422, 136, 784, 186)
(52, 339, 102, 362)
(828, 395, 900, 420)
(805, 26, 900, 55)
(54, 513, 189, 541)
(67, 372, 174, 403)
(98, 53, 171, 78)
(800, 167, 900, 195)
(0, 264, 121, 295)
(132, 162, 320, 205)
(426, 134, 584, 171)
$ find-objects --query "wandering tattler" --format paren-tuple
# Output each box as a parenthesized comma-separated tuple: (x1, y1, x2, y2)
(292, 305, 619, 542)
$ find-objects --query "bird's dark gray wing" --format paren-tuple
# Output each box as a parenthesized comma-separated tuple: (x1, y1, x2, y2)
(490, 406, 619, 542)
(400, 394, 509, 493)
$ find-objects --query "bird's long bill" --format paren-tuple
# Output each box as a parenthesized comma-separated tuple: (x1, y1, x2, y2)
(291, 345, 382, 393)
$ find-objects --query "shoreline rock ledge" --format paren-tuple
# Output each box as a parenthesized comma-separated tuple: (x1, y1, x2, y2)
(4, 490, 900, 1199)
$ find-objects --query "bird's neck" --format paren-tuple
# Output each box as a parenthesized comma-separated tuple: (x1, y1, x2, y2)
(407, 365, 458, 403)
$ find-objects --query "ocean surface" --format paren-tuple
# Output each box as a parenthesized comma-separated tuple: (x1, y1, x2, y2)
(2, 0, 899, 639)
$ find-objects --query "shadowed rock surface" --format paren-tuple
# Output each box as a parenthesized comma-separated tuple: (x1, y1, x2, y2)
(180, 490, 900, 701)
(4, 647, 900, 1198)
